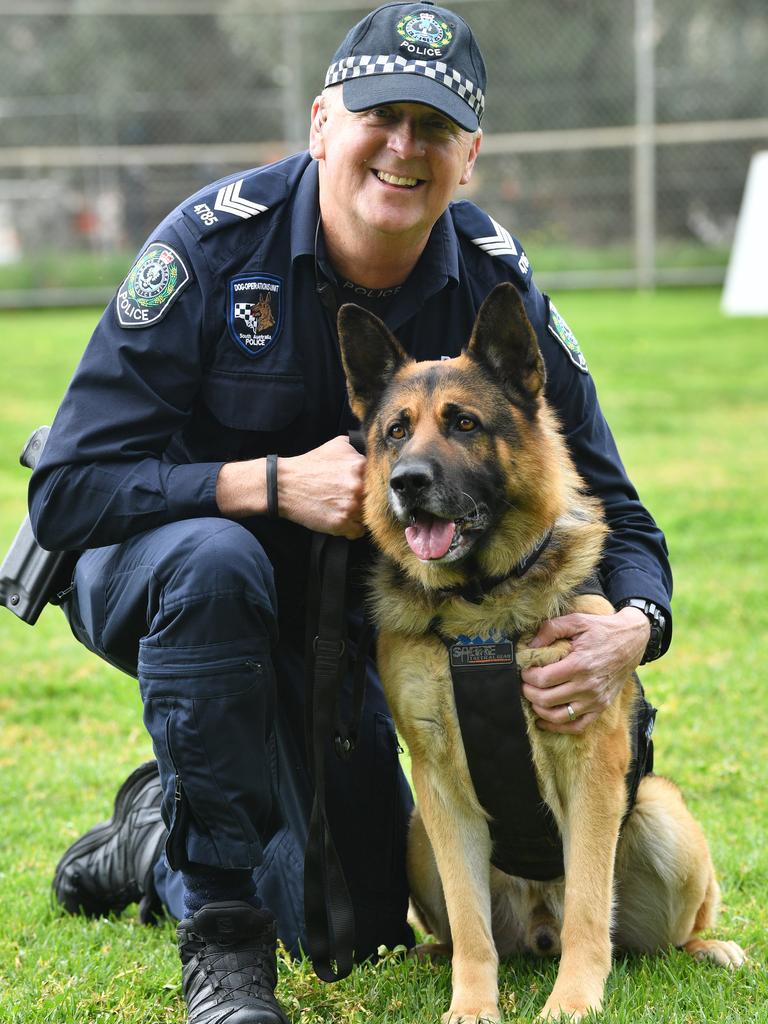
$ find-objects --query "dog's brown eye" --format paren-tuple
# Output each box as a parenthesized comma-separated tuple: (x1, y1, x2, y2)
(456, 415, 477, 432)
(389, 423, 406, 440)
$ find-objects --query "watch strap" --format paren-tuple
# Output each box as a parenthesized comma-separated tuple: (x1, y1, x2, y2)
(616, 597, 667, 664)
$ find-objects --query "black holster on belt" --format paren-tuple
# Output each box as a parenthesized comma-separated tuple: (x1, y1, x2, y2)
(0, 426, 76, 625)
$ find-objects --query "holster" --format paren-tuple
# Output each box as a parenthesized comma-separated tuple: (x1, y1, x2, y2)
(0, 426, 76, 624)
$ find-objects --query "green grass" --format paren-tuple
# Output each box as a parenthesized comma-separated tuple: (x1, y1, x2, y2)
(0, 290, 766, 1022)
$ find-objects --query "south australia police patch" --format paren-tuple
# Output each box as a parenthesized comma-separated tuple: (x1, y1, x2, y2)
(228, 274, 283, 357)
(547, 301, 589, 374)
(116, 242, 190, 328)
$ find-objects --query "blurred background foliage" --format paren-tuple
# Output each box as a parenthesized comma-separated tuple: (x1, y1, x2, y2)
(0, 0, 767, 299)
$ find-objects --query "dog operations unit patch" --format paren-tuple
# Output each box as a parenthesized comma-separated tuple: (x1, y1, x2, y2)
(227, 274, 283, 357)
(116, 242, 190, 328)
(547, 301, 588, 374)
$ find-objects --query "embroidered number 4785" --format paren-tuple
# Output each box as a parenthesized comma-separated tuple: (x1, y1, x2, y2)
(194, 203, 218, 226)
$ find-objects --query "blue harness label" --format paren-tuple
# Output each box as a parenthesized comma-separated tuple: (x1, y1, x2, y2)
(227, 274, 283, 357)
(449, 640, 515, 669)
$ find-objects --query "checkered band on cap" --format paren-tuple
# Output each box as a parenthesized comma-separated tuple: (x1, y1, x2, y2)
(325, 54, 485, 122)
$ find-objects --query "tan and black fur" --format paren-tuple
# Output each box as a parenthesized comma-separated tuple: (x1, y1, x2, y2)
(337, 284, 744, 1022)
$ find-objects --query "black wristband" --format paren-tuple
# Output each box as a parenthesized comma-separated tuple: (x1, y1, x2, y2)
(266, 454, 279, 520)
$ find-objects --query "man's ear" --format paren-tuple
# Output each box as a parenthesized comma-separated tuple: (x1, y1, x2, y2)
(467, 283, 545, 400)
(337, 304, 408, 421)
(309, 96, 326, 159)
(459, 128, 482, 186)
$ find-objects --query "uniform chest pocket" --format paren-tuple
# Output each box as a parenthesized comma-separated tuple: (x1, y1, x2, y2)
(201, 370, 305, 432)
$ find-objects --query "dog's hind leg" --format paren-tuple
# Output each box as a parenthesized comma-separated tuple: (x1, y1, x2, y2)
(612, 775, 746, 968)
(412, 760, 501, 1024)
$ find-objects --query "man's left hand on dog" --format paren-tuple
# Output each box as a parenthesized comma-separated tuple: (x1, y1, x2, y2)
(521, 605, 651, 734)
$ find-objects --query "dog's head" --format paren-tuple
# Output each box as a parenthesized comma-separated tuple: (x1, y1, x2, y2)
(338, 283, 570, 580)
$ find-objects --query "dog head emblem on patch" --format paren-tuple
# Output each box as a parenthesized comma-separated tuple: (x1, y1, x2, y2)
(337, 283, 549, 570)
(227, 274, 283, 357)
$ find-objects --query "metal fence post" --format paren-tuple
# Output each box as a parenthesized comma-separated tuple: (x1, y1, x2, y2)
(634, 0, 656, 289)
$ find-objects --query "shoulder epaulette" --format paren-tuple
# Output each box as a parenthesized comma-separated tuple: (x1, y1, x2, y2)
(180, 164, 292, 241)
(451, 200, 533, 290)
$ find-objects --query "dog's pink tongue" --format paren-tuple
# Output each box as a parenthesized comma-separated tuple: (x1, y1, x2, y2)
(404, 515, 455, 560)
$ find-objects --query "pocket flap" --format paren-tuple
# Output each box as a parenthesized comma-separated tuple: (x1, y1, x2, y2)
(201, 371, 304, 431)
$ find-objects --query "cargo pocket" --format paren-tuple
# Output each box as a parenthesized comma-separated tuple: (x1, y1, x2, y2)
(140, 649, 276, 871)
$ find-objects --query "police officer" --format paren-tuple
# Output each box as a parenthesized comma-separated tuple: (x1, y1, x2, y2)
(30, 3, 672, 1022)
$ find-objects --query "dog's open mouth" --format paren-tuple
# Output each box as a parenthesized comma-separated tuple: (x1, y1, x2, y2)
(404, 512, 482, 562)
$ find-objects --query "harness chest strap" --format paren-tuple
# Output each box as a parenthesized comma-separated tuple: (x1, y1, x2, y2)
(435, 628, 565, 881)
(433, 618, 657, 883)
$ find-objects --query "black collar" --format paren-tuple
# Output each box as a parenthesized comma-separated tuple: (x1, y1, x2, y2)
(434, 528, 554, 605)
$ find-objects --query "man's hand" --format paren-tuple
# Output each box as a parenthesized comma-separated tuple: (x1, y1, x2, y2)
(279, 436, 366, 538)
(216, 436, 367, 539)
(519, 606, 651, 734)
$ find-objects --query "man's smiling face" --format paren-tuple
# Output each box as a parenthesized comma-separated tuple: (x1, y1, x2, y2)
(311, 87, 481, 245)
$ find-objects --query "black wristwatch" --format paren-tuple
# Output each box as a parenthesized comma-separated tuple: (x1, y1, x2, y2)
(616, 598, 667, 664)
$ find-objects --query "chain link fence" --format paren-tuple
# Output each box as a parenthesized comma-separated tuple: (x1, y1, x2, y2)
(0, 0, 766, 304)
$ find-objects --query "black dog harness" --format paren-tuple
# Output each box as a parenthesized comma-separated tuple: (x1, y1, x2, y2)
(431, 576, 657, 882)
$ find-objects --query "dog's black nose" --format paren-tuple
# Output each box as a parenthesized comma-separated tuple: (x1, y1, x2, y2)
(390, 461, 434, 504)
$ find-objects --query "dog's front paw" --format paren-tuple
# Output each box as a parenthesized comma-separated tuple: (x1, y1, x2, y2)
(516, 638, 571, 671)
(536, 986, 602, 1022)
(443, 1004, 501, 1024)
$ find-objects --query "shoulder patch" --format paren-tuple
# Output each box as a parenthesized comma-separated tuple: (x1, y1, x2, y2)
(451, 201, 532, 289)
(547, 301, 588, 374)
(115, 242, 190, 329)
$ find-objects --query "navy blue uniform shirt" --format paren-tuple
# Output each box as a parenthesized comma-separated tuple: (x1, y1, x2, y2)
(29, 151, 672, 649)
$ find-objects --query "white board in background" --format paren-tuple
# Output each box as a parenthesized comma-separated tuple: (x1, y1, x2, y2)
(722, 150, 768, 316)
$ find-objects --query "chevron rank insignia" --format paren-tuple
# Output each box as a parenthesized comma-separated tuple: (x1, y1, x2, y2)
(453, 203, 532, 288)
(547, 301, 588, 374)
(186, 178, 269, 233)
(116, 242, 190, 329)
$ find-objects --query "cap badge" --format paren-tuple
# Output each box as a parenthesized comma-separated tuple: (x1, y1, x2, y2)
(397, 12, 454, 55)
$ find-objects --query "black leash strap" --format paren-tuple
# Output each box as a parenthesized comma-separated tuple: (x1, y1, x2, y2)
(303, 532, 356, 981)
(302, 429, 370, 983)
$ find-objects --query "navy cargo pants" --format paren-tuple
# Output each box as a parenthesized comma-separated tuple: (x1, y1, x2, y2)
(64, 516, 414, 959)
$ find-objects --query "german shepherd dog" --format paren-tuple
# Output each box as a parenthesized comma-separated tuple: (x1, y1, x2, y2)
(337, 284, 744, 1022)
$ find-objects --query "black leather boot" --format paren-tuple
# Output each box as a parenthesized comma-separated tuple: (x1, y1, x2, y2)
(52, 760, 166, 922)
(178, 901, 289, 1024)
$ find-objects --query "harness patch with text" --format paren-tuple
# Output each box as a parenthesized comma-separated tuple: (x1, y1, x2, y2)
(227, 274, 283, 358)
(449, 637, 515, 669)
(116, 242, 190, 329)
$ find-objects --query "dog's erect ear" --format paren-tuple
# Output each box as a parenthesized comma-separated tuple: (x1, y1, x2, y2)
(467, 283, 545, 400)
(337, 303, 408, 420)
